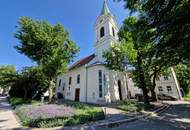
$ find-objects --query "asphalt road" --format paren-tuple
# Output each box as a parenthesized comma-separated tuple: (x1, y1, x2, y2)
(96, 101, 190, 130)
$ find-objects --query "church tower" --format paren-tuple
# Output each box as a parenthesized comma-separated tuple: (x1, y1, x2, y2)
(94, 0, 119, 62)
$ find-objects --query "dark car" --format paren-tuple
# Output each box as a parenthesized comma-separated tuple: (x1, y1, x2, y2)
(157, 94, 177, 101)
(135, 94, 144, 101)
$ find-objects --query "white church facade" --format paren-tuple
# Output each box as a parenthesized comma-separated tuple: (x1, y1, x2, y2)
(56, 1, 182, 104)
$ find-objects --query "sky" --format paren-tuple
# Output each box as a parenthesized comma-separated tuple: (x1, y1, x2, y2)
(0, 0, 129, 71)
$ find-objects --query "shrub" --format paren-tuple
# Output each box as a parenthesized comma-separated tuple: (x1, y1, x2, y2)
(9, 97, 39, 107)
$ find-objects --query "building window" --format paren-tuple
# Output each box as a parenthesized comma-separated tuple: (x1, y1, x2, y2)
(103, 74, 106, 87)
(77, 74, 80, 84)
(112, 27, 115, 37)
(69, 77, 72, 85)
(100, 27, 105, 38)
(63, 83, 65, 91)
(99, 70, 103, 97)
(58, 79, 61, 87)
(158, 86, 163, 92)
(164, 76, 169, 80)
(167, 86, 172, 93)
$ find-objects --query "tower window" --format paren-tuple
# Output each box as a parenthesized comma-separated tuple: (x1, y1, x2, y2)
(112, 27, 115, 37)
(100, 27, 105, 38)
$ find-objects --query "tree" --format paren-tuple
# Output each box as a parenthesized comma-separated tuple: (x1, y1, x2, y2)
(0, 65, 16, 93)
(9, 67, 48, 99)
(15, 16, 79, 101)
(175, 64, 190, 96)
(104, 17, 155, 105)
(115, 0, 190, 65)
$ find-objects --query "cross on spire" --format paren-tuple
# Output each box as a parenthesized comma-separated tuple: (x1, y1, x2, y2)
(100, 0, 111, 15)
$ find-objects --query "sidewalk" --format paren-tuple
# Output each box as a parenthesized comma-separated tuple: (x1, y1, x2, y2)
(0, 96, 20, 130)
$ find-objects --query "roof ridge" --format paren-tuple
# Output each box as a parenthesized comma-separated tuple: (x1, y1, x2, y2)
(69, 54, 95, 70)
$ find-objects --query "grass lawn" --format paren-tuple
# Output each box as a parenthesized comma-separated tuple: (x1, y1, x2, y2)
(116, 100, 156, 112)
(15, 100, 105, 128)
(184, 92, 190, 101)
(116, 101, 144, 112)
(8, 97, 40, 107)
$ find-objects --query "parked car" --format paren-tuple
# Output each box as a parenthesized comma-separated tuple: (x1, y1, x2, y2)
(135, 94, 144, 101)
(157, 94, 177, 101)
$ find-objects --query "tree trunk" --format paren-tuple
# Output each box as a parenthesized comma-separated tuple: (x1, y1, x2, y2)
(136, 53, 150, 106)
(23, 87, 27, 100)
(142, 88, 150, 106)
(151, 73, 157, 101)
(150, 88, 157, 101)
(48, 79, 53, 102)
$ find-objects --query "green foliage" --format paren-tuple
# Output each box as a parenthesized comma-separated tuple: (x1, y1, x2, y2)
(104, 16, 155, 104)
(103, 43, 127, 71)
(9, 67, 48, 99)
(0, 65, 16, 90)
(14, 16, 79, 101)
(175, 64, 190, 95)
(116, 0, 190, 65)
(184, 92, 190, 102)
(8, 97, 39, 107)
(117, 101, 144, 112)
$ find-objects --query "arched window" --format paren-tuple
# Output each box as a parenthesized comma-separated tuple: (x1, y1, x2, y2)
(98, 70, 103, 98)
(100, 27, 105, 38)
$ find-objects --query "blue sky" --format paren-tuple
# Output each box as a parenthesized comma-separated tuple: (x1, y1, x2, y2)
(0, 0, 129, 71)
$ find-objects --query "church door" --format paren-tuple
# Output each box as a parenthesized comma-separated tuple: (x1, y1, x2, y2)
(118, 80, 122, 100)
(75, 88, 80, 102)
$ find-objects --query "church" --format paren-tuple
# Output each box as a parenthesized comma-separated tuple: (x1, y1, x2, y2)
(55, 1, 182, 104)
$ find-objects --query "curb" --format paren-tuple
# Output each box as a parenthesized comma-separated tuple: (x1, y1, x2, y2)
(96, 104, 169, 127)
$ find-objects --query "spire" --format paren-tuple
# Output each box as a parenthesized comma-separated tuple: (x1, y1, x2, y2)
(100, 0, 110, 15)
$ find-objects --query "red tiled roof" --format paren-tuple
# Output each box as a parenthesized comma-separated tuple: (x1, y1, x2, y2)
(69, 54, 95, 70)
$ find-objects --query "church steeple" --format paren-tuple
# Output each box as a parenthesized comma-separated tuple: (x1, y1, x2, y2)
(94, 0, 119, 62)
(100, 0, 110, 15)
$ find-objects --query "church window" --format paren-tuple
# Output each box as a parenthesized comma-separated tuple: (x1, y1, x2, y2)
(77, 74, 80, 84)
(63, 83, 65, 91)
(112, 27, 115, 37)
(99, 70, 103, 97)
(100, 27, 105, 38)
(69, 77, 72, 85)
(58, 79, 61, 87)
(103, 74, 106, 87)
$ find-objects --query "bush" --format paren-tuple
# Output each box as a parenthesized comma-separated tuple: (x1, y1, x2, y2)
(9, 97, 39, 107)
